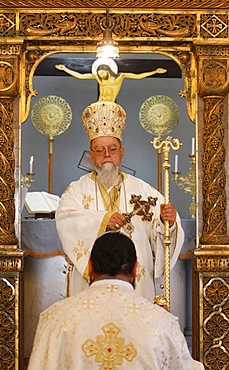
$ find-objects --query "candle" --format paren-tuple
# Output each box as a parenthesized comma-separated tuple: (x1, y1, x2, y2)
(191, 137, 195, 155)
(29, 155, 34, 173)
(175, 154, 178, 172)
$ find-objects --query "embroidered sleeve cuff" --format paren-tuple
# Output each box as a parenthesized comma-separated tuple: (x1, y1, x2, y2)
(98, 211, 115, 237)
(158, 219, 177, 233)
(169, 221, 177, 232)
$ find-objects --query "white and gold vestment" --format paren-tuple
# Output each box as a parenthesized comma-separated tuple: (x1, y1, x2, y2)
(55, 172, 184, 301)
(28, 279, 204, 370)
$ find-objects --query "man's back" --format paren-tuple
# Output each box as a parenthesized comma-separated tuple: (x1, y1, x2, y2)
(28, 279, 204, 370)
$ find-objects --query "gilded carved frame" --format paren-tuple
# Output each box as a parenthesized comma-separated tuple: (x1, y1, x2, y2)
(1, 1, 229, 369)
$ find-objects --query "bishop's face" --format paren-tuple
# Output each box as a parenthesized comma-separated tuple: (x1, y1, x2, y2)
(89, 136, 125, 169)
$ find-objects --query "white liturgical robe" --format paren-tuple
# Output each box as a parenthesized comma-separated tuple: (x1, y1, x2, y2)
(55, 172, 184, 301)
(28, 279, 205, 370)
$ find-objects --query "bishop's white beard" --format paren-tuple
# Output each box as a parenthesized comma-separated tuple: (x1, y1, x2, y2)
(96, 162, 119, 189)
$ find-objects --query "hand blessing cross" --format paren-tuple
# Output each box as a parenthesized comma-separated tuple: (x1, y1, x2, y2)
(122, 194, 158, 237)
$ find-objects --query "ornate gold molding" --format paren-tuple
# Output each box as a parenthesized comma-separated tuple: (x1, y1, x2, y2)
(17, 12, 197, 39)
(0, 97, 18, 246)
(193, 249, 229, 368)
(171, 50, 196, 123)
(200, 96, 228, 244)
(0, 57, 18, 96)
(1, 0, 229, 9)
(1, 11, 229, 41)
(0, 13, 15, 36)
(1, 2, 229, 369)
(199, 59, 229, 96)
(203, 274, 229, 368)
(196, 49, 229, 245)
(0, 250, 24, 272)
(3, 10, 198, 122)
(0, 272, 22, 369)
(195, 249, 229, 272)
(0, 41, 22, 369)
(0, 248, 23, 369)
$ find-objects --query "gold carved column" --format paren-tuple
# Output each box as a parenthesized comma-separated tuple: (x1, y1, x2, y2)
(0, 45, 24, 370)
(193, 47, 229, 368)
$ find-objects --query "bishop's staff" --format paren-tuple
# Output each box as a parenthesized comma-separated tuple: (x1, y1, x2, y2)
(151, 136, 182, 310)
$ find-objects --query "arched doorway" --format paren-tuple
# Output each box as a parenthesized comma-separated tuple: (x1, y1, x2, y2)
(1, 4, 229, 369)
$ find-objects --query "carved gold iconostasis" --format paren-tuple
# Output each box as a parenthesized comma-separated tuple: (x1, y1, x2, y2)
(1, 1, 229, 369)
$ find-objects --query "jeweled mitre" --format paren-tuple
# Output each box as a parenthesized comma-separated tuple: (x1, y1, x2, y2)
(82, 97, 126, 142)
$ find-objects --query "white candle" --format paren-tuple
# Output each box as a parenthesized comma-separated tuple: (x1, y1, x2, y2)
(191, 137, 195, 155)
(175, 155, 178, 172)
(29, 155, 34, 173)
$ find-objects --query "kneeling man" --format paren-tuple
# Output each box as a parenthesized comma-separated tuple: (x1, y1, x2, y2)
(28, 232, 204, 370)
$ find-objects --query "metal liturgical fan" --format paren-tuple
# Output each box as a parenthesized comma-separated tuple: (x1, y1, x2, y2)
(139, 95, 181, 309)
(32, 95, 72, 193)
(139, 95, 180, 192)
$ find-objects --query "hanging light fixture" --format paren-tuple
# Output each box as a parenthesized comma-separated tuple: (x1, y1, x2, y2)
(96, 10, 119, 59)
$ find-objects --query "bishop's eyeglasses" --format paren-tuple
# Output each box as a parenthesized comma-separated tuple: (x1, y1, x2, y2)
(90, 145, 121, 156)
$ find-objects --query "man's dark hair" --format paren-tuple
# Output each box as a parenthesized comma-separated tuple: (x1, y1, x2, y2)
(90, 232, 137, 276)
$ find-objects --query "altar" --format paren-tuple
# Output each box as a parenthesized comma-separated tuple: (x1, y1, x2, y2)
(22, 218, 195, 358)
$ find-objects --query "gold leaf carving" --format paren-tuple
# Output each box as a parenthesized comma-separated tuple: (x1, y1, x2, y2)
(1, 3, 229, 369)
(0, 13, 15, 37)
(1, 0, 229, 9)
(0, 98, 18, 245)
(0, 44, 20, 56)
(139, 14, 196, 37)
(204, 278, 229, 306)
(19, 12, 198, 39)
(196, 255, 229, 273)
(200, 97, 229, 245)
(0, 62, 16, 91)
(0, 276, 18, 369)
(19, 13, 102, 37)
(200, 14, 228, 39)
(203, 277, 229, 369)
(202, 60, 227, 93)
(196, 45, 229, 57)
(0, 255, 23, 272)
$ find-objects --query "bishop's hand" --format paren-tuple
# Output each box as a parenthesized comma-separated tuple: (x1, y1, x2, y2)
(106, 212, 127, 231)
(160, 204, 176, 227)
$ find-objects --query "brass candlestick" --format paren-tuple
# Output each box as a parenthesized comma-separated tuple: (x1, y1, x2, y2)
(172, 154, 196, 219)
(21, 172, 35, 211)
(21, 172, 35, 188)
(151, 136, 182, 310)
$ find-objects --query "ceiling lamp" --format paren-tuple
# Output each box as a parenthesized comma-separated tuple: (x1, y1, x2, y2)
(96, 10, 119, 59)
